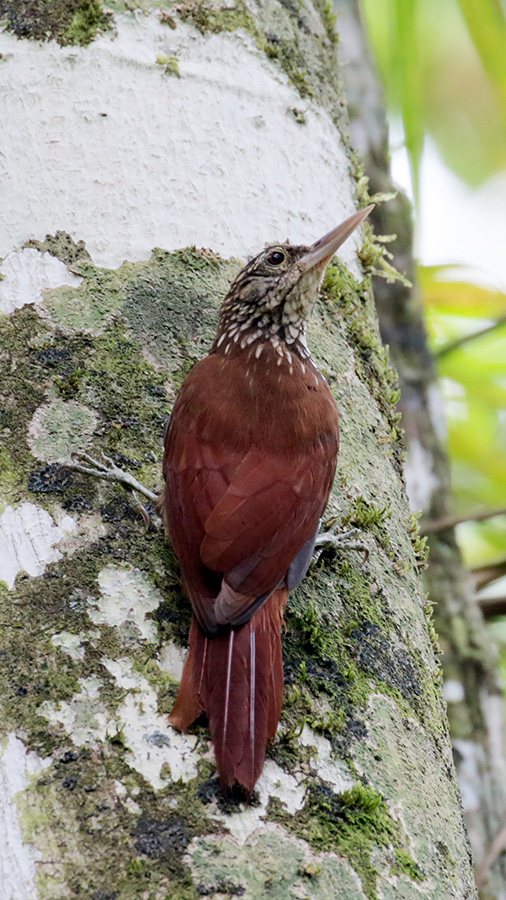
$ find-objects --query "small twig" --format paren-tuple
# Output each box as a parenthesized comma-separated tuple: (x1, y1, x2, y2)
(475, 822, 506, 890)
(420, 507, 506, 535)
(471, 559, 506, 591)
(435, 315, 506, 360)
(66, 452, 158, 503)
(476, 596, 506, 619)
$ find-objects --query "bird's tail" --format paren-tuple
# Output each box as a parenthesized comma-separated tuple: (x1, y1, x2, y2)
(168, 588, 287, 794)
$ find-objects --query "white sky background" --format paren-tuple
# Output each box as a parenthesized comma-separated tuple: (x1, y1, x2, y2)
(391, 126, 506, 291)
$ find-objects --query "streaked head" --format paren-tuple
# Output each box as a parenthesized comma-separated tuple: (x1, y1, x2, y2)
(216, 205, 374, 354)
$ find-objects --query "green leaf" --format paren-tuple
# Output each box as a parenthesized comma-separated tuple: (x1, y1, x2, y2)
(360, 0, 506, 186)
(361, 0, 424, 199)
(456, 0, 506, 113)
(420, 266, 506, 318)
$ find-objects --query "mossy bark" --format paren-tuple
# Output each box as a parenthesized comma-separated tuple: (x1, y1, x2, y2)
(0, 2, 478, 899)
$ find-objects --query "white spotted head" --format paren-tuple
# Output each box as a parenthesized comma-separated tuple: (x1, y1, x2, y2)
(214, 205, 373, 358)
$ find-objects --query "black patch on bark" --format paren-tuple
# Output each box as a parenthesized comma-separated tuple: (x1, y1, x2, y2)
(133, 816, 190, 859)
(352, 622, 422, 701)
(28, 463, 74, 494)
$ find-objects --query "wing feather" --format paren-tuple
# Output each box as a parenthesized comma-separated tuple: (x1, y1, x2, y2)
(163, 350, 338, 632)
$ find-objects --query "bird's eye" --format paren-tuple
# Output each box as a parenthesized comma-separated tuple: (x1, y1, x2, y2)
(266, 250, 286, 266)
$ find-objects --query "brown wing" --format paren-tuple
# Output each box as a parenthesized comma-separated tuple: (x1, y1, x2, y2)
(163, 350, 338, 633)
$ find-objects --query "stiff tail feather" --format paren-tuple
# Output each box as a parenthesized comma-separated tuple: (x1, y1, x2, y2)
(167, 616, 206, 730)
(168, 588, 287, 793)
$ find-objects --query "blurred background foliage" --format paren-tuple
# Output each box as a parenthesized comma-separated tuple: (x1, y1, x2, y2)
(359, 0, 506, 659)
(360, 0, 506, 192)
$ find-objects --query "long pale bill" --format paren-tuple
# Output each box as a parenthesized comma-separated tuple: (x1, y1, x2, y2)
(301, 204, 375, 270)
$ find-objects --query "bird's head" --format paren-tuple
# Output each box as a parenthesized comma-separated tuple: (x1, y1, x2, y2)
(215, 205, 374, 357)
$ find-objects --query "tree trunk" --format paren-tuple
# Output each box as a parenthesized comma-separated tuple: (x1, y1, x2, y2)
(0, 2, 477, 898)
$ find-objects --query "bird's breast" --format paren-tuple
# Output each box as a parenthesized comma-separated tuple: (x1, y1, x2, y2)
(174, 340, 339, 456)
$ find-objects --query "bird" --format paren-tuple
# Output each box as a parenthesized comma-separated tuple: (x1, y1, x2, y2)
(160, 205, 373, 795)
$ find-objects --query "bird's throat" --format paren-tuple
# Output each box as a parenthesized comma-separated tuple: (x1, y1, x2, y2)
(213, 312, 310, 361)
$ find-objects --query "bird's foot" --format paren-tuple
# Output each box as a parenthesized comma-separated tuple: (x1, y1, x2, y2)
(313, 527, 369, 564)
(66, 451, 159, 528)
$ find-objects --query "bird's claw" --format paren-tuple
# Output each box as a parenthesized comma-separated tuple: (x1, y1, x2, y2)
(70, 450, 109, 473)
(313, 527, 369, 564)
(66, 450, 159, 527)
(130, 491, 153, 529)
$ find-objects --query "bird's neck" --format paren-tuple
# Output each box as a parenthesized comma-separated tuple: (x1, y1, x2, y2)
(212, 305, 311, 360)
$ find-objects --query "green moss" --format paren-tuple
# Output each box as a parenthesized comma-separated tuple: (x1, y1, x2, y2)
(289, 106, 307, 124)
(272, 782, 422, 900)
(351, 157, 411, 288)
(54, 366, 85, 400)
(342, 496, 392, 530)
(0, 447, 21, 508)
(392, 848, 424, 881)
(175, 0, 257, 36)
(173, 0, 346, 118)
(0, 308, 55, 493)
(423, 598, 441, 658)
(278, 568, 426, 755)
(359, 230, 412, 289)
(156, 54, 181, 76)
(60, 0, 111, 44)
(132, 656, 180, 715)
(335, 497, 399, 562)
(0, 0, 112, 46)
(407, 511, 429, 571)
(0, 625, 81, 756)
(314, 0, 338, 45)
(321, 262, 405, 470)
(14, 316, 170, 483)
(175, 0, 316, 101)
(78, 322, 169, 456)
(285, 66, 313, 98)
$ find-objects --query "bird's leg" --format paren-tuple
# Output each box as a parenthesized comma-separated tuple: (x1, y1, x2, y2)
(66, 451, 160, 527)
(313, 526, 369, 564)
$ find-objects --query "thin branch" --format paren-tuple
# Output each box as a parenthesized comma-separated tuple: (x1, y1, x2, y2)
(476, 596, 506, 619)
(471, 559, 506, 591)
(420, 507, 506, 535)
(475, 822, 506, 890)
(435, 315, 506, 360)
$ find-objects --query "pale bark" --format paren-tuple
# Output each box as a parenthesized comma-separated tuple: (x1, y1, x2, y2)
(0, 3, 477, 898)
